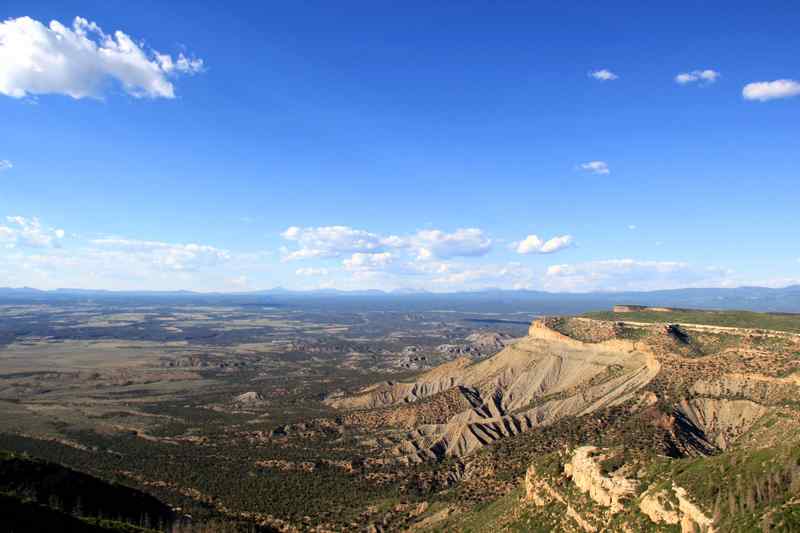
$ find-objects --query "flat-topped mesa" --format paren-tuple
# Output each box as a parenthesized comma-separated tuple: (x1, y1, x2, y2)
(531, 316, 627, 342)
(613, 304, 676, 313)
(529, 316, 648, 352)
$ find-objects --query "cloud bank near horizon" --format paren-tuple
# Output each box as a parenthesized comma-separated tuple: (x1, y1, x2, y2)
(1, 214, 788, 294)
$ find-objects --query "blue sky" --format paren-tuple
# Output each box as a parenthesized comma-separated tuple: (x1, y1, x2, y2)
(1, 1, 799, 292)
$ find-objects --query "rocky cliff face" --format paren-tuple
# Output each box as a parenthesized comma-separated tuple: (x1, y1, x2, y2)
(520, 446, 720, 533)
(639, 484, 716, 533)
(564, 446, 638, 514)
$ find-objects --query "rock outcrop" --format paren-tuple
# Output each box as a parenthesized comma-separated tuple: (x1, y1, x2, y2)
(522, 447, 717, 533)
(233, 391, 265, 405)
(639, 484, 716, 533)
(465, 331, 516, 352)
(564, 446, 638, 513)
(436, 332, 515, 359)
(525, 464, 597, 532)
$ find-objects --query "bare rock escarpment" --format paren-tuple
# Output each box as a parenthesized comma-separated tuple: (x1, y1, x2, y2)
(639, 484, 716, 533)
(523, 446, 718, 533)
(564, 446, 638, 513)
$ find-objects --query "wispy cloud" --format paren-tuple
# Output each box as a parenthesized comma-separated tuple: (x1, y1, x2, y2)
(675, 69, 720, 85)
(589, 69, 618, 81)
(0, 16, 203, 99)
(295, 267, 329, 277)
(0, 160, 12, 171)
(0, 216, 65, 248)
(544, 259, 733, 292)
(580, 160, 610, 175)
(343, 252, 394, 271)
(430, 262, 535, 290)
(742, 79, 800, 102)
(90, 238, 229, 271)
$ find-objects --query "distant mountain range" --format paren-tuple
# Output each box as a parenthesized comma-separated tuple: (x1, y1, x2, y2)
(2, 285, 800, 312)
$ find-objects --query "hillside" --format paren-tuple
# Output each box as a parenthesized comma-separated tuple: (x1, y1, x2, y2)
(327, 308, 800, 531)
(328, 318, 660, 461)
(0, 450, 174, 532)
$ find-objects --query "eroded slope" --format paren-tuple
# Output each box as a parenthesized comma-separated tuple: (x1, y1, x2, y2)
(328, 317, 664, 461)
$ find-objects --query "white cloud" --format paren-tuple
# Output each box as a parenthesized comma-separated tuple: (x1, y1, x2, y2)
(742, 79, 800, 102)
(0, 219, 270, 291)
(280, 226, 494, 288)
(411, 228, 492, 260)
(0, 16, 203, 99)
(580, 161, 610, 175)
(280, 225, 390, 261)
(590, 69, 618, 81)
(515, 234, 573, 255)
(154, 52, 204, 76)
(343, 252, 394, 271)
(546, 259, 684, 278)
(675, 69, 720, 85)
(280, 225, 491, 262)
(225, 275, 250, 289)
(90, 238, 229, 271)
(544, 259, 732, 292)
(0, 160, 12, 171)
(0, 216, 759, 294)
(430, 262, 535, 290)
(627, 225, 637, 230)
(0, 216, 65, 248)
(295, 267, 329, 276)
